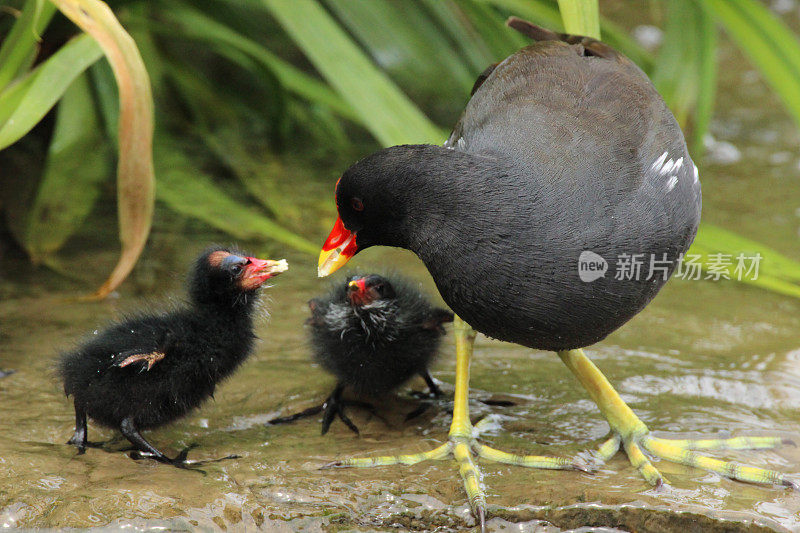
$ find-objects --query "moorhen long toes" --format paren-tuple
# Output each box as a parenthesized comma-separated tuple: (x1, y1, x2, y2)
(59, 246, 288, 466)
(269, 274, 452, 435)
(315, 18, 795, 527)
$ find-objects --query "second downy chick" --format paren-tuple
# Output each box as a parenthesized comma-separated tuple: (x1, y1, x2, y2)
(273, 274, 452, 434)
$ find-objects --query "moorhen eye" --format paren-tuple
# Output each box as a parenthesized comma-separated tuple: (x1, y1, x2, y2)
(350, 198, 364, 212)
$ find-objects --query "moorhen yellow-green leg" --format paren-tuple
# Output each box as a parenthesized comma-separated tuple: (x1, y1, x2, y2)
(558, 348, 795, 488)
(326, 316, 578, 530)
(328, 318, 795, 529)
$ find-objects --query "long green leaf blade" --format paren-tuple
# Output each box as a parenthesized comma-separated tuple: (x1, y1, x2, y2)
(703, 0, 800, 128)
(0, 34, 102, 150)
(325, 0, 475, 95)
(156, 5, 359, 122)
(157, 153, 317, 255)
(556, 0, 599, 38)
(418, 0, 499, 73)
(21, 73, 110, 261)
(0, 0, 57, 91)
(262, 0, 445, 146)
(653, 0, 717, 154)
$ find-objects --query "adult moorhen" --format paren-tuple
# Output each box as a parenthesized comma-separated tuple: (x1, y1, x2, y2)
(316, 19, 793, 527)
(59, 246, 288, 466)
(270, 274, 452, 434)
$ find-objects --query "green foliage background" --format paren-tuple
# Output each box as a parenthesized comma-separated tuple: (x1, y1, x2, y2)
(1, 0, 800, 296)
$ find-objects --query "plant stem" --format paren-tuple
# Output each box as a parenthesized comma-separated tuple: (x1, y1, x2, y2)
(556, 0, 600, 39)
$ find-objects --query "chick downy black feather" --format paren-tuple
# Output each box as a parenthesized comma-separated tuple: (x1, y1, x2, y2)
(58, 246, 287, 465)
(271, 274, 452, 435)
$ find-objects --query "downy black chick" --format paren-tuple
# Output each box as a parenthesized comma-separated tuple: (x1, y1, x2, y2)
(271, 274, 452, 434)
(59, 246, 288, 465)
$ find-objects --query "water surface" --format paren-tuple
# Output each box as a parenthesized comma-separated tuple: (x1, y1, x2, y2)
(2, 7, 800, 532)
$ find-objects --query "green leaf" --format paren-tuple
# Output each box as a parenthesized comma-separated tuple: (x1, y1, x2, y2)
(20, 73, 110, 262)
(324, 0, 475, 96)
(417, 0, 500, 73)
(692, 224, 800, 285)
(653, 0, 717, 154)
(703, 0, 800, 129)
(556, 0, 599, 38)
(53, 0, 156, 299)
(88, 58, 119, 143)
(0, 0, 57, 91)
(460, 0, 529, 58)
(155, 4, 359, 122)
(156, 151, 318, 256)
(262, 0, 446, 146)
(0, 33, 102, 150)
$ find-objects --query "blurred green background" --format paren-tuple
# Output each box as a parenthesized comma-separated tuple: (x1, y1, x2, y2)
(1, 0, 799, 298)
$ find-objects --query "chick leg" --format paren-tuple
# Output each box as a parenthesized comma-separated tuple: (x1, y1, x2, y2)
(558, 348, 795, 488)
(120, 417, 190, 467)
(66, 403, 88, 453)
(321, 384, 362, 435)
(268, 405, 324, 425)
(420, 370, 442, 397)
(326, 317, 576, 532)
(404, 370, 443, 420)
(269, 384, 381, 435)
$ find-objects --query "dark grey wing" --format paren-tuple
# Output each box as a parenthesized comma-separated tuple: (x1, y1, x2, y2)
(445, 30, 691, 205)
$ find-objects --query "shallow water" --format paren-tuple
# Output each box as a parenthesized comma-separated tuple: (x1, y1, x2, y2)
(3, 8, 800, 533)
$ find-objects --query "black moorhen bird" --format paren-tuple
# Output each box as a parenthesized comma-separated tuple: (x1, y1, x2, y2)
(270, 274, 452, 434)
(316, 19, 793, 527)
(59, 246, 288, 466)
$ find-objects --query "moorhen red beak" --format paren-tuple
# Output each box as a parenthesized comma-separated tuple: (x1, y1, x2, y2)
(346, 277, 369, 305)
(318, 217, 357, 277)
(314, 17, 794, 527)
(240, 257, 288, 291)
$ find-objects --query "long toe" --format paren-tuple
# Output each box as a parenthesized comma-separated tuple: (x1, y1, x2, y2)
(336, 405, 361, 435)
(640, 435, 793, 487)
(268, 405, 324, 426)
(404, 403, 433, 421)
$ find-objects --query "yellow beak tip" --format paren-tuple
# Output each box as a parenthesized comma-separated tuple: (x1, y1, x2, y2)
(318, 248, 349, 277)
